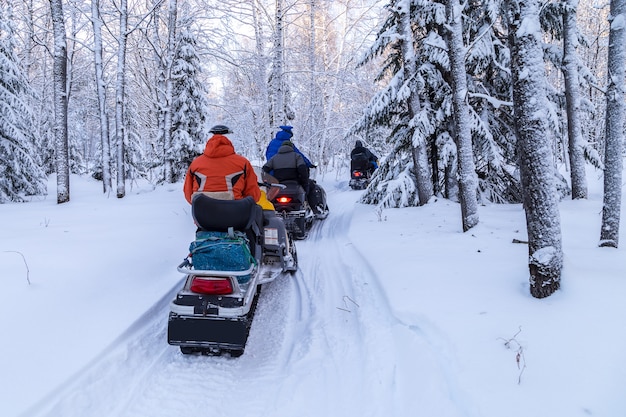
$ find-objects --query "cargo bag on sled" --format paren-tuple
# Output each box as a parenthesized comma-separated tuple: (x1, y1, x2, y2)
(189, 230, 256, 284)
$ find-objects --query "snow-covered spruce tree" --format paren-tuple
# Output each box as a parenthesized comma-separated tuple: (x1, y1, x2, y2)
(0, 5, 47, 203)
(353, 0, 521, 208)
(122, 97, 149, 186)
(506, 0, 563, 298)
(539, 0, 599, 200)
(599, 0, 626, 248)
(462, 0, 520, 204)
(349, 0, 437, 208)
(168, 26, 209, 183)
(50, 0, 70, 204)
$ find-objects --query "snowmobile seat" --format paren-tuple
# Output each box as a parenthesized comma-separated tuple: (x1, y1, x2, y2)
(191, 194, 262, 242)
(350, 155, 370, 172)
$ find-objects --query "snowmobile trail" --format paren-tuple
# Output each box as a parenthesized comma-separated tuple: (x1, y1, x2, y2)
(25, 182, 471, 417)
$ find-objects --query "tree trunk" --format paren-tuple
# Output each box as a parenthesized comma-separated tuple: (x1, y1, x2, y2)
(396, 2, 433, 205)
(507, 0, 563, 298)
(50, 0, 70, 204)
(115, 0, 128, 199)
(562, 0, 588, 200)
(445, 0, 479, 231)
(91, 0, 112, 194)
(163, 0, 178, 183)
(251, 0, 271, 156)
(271, 0, 286, 125)
(599, 0, 626, 248)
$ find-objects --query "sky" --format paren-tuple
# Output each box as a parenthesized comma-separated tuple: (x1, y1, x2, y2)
(1, 168, 625, 417)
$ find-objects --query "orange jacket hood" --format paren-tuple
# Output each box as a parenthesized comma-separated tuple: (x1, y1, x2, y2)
(203, 135, 235, 158)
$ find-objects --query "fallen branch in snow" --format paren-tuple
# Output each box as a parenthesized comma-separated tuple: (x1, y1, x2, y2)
(4, 251, 31, 285)
(498, 326, 526, 384)
(512, 238, 528, 244)
(336, 295, 359, 313)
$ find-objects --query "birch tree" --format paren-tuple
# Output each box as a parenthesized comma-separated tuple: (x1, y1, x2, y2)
(163, 0, 177, 183)
(250, 0, 272, 154)
(270, 0, 288, 125)
(91, 0, 112, 193)
(115, 0, 128, 198)
(50, 0, 70, 204)
(444, 0, 479, 231)
(599, 0, 626, 248)
(506, 0, 563, 298)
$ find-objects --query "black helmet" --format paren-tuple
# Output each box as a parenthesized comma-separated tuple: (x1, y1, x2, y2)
(209, 124, 233, 134)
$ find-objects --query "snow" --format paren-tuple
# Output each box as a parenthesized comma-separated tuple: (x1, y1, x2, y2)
(611, 13, 626, 31)
(1, 171, 625, 417)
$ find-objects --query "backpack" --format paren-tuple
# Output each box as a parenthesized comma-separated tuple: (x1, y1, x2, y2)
(189, 230, 256, 284)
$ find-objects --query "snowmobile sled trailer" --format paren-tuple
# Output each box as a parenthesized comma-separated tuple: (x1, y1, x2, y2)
(168, 194, 297, 357)
(168, 259, 261, 357)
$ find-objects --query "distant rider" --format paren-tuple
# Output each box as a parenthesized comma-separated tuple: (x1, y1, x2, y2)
(350, 140, 378, 175)
(266, 125, 315, 168)
(265, 127, 326, 214)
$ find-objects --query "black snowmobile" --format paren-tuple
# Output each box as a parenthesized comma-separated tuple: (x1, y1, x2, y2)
(167, 181, 297, 357)
(269, 174, 329, 240)
(349, 157, 374, 190)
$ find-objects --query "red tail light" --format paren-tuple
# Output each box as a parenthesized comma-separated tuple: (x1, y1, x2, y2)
(353, 171, 363, 177)
(276, 196, 292, 204)
(190, 277, 233, 294)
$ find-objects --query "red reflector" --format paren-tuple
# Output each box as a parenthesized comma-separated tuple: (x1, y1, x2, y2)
(276, 196, 292, 203)
(354, 171, 363, 177)
(190, 277, 233, 294)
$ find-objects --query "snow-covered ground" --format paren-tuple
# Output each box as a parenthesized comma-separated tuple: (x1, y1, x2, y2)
(1, 171, 625, 417)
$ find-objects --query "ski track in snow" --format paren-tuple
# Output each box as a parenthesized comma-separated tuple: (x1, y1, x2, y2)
(24, 182, 473, 417)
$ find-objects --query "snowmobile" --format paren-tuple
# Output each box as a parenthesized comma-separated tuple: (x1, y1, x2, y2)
(349, 168, 371, 190)
(167, 181, 297, 357)
(269, 175, 329, 240)
(349, 157, 374, 190)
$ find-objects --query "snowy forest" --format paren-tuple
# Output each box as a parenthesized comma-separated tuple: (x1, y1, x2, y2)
(0, 0, 624, 298)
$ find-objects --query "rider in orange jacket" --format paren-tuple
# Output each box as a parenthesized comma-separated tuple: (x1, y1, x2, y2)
(183, 125, 261, 204)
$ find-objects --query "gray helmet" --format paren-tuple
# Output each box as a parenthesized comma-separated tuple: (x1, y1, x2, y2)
(209, 124, 233, 134)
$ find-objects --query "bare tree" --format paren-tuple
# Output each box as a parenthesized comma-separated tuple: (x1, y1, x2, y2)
(599, 0, 626, 248)
(163, 0, 178, 183)
(115, 0, 129, 198)
(91, 0, 112, 194)
(50, 0, 70, 204)
(270, 0, 293, 125)
(506, 0, 563, 298)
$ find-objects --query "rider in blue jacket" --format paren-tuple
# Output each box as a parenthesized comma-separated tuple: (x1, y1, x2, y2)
(265, 126, 327, 215)
(266, 126, 315, 168)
